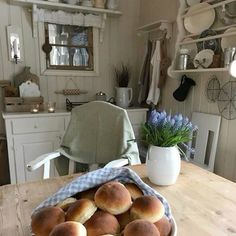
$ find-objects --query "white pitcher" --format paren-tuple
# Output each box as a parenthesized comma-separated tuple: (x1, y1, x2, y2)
(94, 0, 106, 8)
(106, 0, 119, 10)
(115, 87, 133, 108)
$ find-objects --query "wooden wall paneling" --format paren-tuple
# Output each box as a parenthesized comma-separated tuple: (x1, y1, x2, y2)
(97, 18, 110, 96)
(56, 76, 67, 109)
(21, 8, 38, 74)
(190, 74, 200, 112)
(84, 77, 95, 101)
(200, 74, 211, 113)
(184, 82, 194, 118)
(108, 18, 120, 98)
(214, 118, 229, 177)
(170, 77, 182, 114)
(47, 76, 58, 103)
(39, 76, 48, 103)
(9, 6, 25, 78)
(0, 1, 13, 81)
(223, 119, 236, 180)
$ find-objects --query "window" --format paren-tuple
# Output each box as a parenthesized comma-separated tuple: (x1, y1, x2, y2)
(39, 22, 99, 76)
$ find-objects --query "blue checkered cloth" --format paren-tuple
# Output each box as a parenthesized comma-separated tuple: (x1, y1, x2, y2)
(33, 167, 172, 219)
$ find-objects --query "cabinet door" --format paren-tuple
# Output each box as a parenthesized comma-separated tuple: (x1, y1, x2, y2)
(13, 132, 61, 183)
(126, 110, 147, 138)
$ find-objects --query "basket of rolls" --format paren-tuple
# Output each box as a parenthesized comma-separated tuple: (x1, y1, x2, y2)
(31, 167, 177, 236)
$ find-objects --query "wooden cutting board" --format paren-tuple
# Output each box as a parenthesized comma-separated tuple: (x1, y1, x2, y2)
(13, 67, 39, 90)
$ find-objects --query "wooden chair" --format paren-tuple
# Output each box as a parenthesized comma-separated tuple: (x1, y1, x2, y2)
(188, 112, 221, 172)
(27, 101, 140, 179)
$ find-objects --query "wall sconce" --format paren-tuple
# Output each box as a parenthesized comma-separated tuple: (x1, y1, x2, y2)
(7, 25, 24, 64)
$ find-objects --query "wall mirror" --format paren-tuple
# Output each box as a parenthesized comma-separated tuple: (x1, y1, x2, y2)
(39, 22, 99, 76)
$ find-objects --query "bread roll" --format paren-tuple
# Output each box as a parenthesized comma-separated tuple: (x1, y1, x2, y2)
(66, 199, 97, 224)
(56, 197, 77, 211)
(77, 187, 98, 200)
(116, 210, 131, 230)
(124, 183, 143, 200)
(49, 221, 86, 236)
(124, 219, 160, 236)
(95, 181, 132, 215)
(130, 196, 165, 223)
(31, 206, 65, 236)
(84, 211, 120, 236)
(154, 215, 172, 236)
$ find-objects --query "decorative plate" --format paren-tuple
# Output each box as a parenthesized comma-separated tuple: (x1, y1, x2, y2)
(186, 0, 201, 7)
(197, 29, 220, 53)
(193, 49, 214, 68)
(221, 27, 236, 51)
(217, 4, 236, 26)
(217, 81, 236, 120)
(184, 3, 216, 34)
(206, 76, 221, 102)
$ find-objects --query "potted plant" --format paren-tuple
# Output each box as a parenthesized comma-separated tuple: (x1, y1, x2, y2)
(141, 110, 197, 186)
(114, 63, 133, 108)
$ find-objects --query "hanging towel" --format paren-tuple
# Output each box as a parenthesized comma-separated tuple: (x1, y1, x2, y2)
(138, 40, 153, 104)
(146, 40, 161, 105)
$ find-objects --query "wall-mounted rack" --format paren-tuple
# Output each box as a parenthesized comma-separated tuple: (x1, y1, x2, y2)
(11, 0, 122, 16)
(11, 0, 122, 39)
(136, 20, 173, 39)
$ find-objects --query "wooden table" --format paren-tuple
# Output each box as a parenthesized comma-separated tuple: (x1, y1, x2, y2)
(1, 162, 236, 236)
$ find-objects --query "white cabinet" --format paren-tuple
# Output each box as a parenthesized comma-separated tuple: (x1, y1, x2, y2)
(126, 108, 148, 138)
(3, 108, 147, 184)
(3, 111, 70, 184)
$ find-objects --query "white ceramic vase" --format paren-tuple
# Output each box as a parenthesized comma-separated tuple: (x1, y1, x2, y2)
(115, 87, 133, 108)
(146, 145, 181, 186)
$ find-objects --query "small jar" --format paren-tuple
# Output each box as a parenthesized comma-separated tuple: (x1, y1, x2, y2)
(177, 49, 190, 70)
(224, 47, 236, 68)
(30, 104, 39, 114)
(95, 91, 107, 101)
(47, 102, 56, 113)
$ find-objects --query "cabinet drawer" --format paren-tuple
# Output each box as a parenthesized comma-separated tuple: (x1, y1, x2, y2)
(11, 117, 65, 134)
(127, 110, 147, 125)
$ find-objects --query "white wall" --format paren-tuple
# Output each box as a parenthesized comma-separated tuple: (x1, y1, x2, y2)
(138, 0, 236, 182)
(0, 0, 141, 132)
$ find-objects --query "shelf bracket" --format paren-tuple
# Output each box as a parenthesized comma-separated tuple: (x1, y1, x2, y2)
(159, 22, 172, 39)
(32, 4, 38, 38)
(99, 13, 107, 43)
(136, 20, 173, 40)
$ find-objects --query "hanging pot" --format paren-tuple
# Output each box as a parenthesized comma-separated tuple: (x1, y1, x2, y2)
(146, 145, 181, 186)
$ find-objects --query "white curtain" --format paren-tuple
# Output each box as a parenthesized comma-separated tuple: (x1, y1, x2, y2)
(35, 9, 103, 28)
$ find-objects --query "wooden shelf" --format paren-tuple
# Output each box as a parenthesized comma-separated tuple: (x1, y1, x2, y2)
(172, 68, 228, 73)
(11, 0, 122, 16)
(180, 30, 236, 46)
(183, 24, 236, 39)
(137, 20, 173, 39)
(183, 0, 216, 12)
(181, 0, 235, 18)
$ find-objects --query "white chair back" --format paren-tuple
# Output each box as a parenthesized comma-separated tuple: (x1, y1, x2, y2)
(188, 112, 221, 172)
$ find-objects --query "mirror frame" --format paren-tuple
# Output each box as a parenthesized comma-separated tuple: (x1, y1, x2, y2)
(38, 22, 99, 77)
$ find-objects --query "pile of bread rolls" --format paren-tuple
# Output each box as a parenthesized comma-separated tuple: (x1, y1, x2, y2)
(31, 181, 172, 236)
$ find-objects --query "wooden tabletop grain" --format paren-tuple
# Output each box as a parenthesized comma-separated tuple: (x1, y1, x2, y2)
(0, 162, 236, 236)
